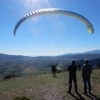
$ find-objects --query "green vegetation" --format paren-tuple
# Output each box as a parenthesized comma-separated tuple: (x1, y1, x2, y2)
(0, 69, 100, 100)
(13, 96, 30, 100)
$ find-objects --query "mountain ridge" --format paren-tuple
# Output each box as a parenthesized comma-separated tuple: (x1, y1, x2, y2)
(0, 50, 100, 76)
(0, 49, 100, 58)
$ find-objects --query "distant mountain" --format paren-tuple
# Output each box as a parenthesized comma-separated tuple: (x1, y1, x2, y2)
(59, 49, 100, 56)
(0, 53, 31, 60)
(83, 49, 100, 54)
(0, 50, 100, 76)
(0, 50, 100, 63)
(0, 50, 100, 62)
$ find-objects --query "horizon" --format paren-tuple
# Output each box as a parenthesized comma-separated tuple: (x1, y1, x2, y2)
(0, 49, 100, 57)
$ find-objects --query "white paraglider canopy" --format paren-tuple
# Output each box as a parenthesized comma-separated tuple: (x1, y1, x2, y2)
(14, 8, 94, 35)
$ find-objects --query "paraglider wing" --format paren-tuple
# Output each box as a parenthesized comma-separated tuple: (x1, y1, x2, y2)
(14, 8, 94, 35)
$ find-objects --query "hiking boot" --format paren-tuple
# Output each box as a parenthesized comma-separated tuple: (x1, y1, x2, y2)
(89, 91, 91, 94)
(67, 91, 71, 94)
(75, 91, 78, 94)
(83, 92, 87, 95)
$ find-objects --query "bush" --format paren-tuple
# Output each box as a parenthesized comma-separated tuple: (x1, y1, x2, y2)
(3, 74, 21, 80)
(13, 96, 30, 100)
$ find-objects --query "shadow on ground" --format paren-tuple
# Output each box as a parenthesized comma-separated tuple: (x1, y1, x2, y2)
(67, 92, 100, 100)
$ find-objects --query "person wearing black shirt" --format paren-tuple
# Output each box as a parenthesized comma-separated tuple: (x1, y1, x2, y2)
(67, 60, 77, 93)
(49, 63, 58, 77)
(82, 59, 92, 94)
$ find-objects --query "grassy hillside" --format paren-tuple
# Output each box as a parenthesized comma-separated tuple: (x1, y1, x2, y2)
(0, 69, 100, 100)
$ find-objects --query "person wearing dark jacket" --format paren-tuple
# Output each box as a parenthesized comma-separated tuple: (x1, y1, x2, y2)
(78, 63, 81, 71)
(67, 60, 77, 93)
(82, 59, 92, 94)
(49, 63, 58, 77)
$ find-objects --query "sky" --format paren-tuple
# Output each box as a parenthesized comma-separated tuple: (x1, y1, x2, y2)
(0, 0, 100, 56)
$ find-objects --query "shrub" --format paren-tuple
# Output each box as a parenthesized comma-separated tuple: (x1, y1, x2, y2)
(3, 74, 21, 80)
(13, 96, 30, 100)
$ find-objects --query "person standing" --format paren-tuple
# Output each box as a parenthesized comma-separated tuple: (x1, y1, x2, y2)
(67, 60, 77, 93)
(82, 59, 92, 94)
(78, 63, 81, 71)
(49, 63, 58, 77)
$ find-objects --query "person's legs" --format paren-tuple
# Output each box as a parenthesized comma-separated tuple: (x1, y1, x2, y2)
(68, 76, 72, 93)
(87, 76, 91, 93)
(73, 76, 77, 93)
(83, 76, 87, 94)
(52, 72, 56, 77)
(52, 69, 56, 77)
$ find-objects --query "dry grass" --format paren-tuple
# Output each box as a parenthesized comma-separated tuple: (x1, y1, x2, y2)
(0, 69, 100, 100)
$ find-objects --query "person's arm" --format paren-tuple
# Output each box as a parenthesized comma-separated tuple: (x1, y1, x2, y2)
(82, 65, 84, 76)
(90, 65, 92, 74)
(67, 65, 70, 71)
(76, 65, 77, 71)
(56, 63, 58, 67)
(49, 64, 52, 67)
